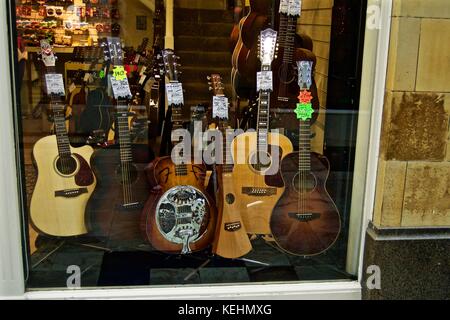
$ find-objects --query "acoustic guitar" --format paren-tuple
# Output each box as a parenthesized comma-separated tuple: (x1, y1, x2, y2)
(85, 37, 154, 244)
(270, 61, 341, 256)
(30, 40, 96, 237)
(272, 0, 320, 123)
(231, 28, 293, 236)
(209, 74, 252, 259)
(141, 50, 216, 254)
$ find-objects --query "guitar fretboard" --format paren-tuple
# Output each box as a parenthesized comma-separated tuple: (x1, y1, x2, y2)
(278, 14, 298, 64)
(171, 103, 188, 176)
(298, 120, 311, 172)
(256, 64, 271, 155)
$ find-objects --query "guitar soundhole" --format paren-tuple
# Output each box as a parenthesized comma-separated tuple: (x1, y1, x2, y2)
(279, 63, 296, 84)
(226, 193, 235, 205)
(293, 172, 316, 194)
(250, 152, 272, 173)
(55, 156, 78, 176)
(116, 164, 138, 185)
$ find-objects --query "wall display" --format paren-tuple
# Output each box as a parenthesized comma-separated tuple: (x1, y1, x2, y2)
(11, 0, 367, 289)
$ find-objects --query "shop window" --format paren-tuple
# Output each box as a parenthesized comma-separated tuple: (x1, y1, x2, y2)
(11, 0, 367, 289)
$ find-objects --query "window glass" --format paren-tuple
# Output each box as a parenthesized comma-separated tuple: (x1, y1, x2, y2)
(12, 0, 367, 289)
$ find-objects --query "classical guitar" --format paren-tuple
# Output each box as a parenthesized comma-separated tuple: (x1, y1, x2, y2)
(270, 61, 341, 256)
(30, 40, 96, 237)
(209, 74, 252, 259)
(231, 28, 293, 236)
(85, 37, 154, 243)
(141, 50, 216, 254)
(272, 0, 320, 123)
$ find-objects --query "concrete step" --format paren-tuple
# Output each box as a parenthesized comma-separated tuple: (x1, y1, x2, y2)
(175, 8, 234, 24)
(180, 66, 231, 84)
(175, 21, 234, 37)
(178, 50, 231, 68)
(175, 35, 232, 52)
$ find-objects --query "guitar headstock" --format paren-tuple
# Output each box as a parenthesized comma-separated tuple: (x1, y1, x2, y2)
(257, 28, 278, 66)
(297, 60, 313, 90)
(101, 36, 123, 66)
(279, 0, 302, 17)
(162, 49, 181, 82)
(208, 74, 225, 96)
(39, 40, 56, 68)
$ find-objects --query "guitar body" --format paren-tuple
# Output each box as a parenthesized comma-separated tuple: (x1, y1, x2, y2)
(86, 144, 153, 242)
(270, 152, 341, 256)
(213, 171, 252, 259)
(30, 135, 96, 237)
(141, 157, 217, 253)
(231, 132, 293, 235)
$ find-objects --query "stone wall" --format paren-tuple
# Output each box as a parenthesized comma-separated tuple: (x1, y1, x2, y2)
(373, 0, 450, 228)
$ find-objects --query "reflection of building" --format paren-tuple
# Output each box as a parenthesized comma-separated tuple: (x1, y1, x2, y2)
(0, 0, 448, 300)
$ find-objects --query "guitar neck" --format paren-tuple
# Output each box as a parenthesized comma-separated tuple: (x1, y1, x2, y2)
(171, 102, 188, 176)
(116, 101, 133, 165)
(46, 65, 71, 159)
(257, 64, 271, 154)
(279, 14, 297, 64)
(299, 119, 311, 172)
(219, 120, 233, 174)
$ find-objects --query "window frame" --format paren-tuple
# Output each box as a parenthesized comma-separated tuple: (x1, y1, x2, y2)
(0, 0, 392, 299)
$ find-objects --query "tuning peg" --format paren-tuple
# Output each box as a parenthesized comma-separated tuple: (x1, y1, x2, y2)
(206, 75, 211, 81)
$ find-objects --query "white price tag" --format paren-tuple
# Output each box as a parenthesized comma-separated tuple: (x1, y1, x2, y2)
(134, 54, 141, 64)
(279, 0, 289, 14)
(166, 82, 184, 106)
(139, 66, 147, 76)
(69, 82, 77, 93)
(139, 74, 147, 85)
(257, 71, 273, 92)
(110, 77, 132, 99)
(45, 74, 65, 96)
(213, 96, 229, 119)
(84, 73, 91, 82)
(288, 0, 302, 16)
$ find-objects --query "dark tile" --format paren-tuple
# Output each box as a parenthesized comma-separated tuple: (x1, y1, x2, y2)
(150, 268, 200, 285)
(199, 267, 250, 284)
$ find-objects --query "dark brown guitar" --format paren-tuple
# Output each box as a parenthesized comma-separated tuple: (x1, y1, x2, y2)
(270, 61, 340, 256)
(85, 37, 154, 244)
(141, 50, 216, 254)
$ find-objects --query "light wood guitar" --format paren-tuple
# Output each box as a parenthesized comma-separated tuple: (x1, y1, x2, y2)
(30, 40, 96, 237)
(231, 29, 293, 236)
(209, 74, 252, 259)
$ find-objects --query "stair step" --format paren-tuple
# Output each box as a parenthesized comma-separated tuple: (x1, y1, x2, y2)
(183, 82, 233, 100)
(180, 66, 231, 83)
(178, 50, 231, 68)
(175, 22, 233, 37)
(175, 8, 235, 24)
(175, 35, 232, 52)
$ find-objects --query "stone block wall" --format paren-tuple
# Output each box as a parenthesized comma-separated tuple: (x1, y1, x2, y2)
(373, 0, 450, 228)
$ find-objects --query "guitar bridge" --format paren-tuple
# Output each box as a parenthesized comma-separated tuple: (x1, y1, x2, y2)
(242, 187, 277, 196)
(225, 222, 242, 232)
(289, 212, 321, 222)
(55, 188, 88, 198)
(118, 202, 144, 211)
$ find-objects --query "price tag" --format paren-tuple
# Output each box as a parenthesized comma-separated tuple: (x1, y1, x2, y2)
(69, 82, 77, 93)
(213, 96, 229, 119)
(112, 66, 127, 81)
(279, 0, 289, 14)
(83, 72, 91, 82)
(134, 54, 141, 64)
(257, 71, 273, 92)
(139, 74, 147, 85)
(110, 77, 132, 99)
(45, 74, 65, 97)
(139, 66, 147, 76)
(166, 82, 184, 106)
(288, 0, 302, 16)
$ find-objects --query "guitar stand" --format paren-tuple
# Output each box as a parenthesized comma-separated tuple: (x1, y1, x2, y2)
(31, 238, 112, 269)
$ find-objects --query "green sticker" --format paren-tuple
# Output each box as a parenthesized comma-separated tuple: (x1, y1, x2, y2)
(113, 66, 127, 81)
(295, 103, 314, 121)
(99, 70, 105, 79)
